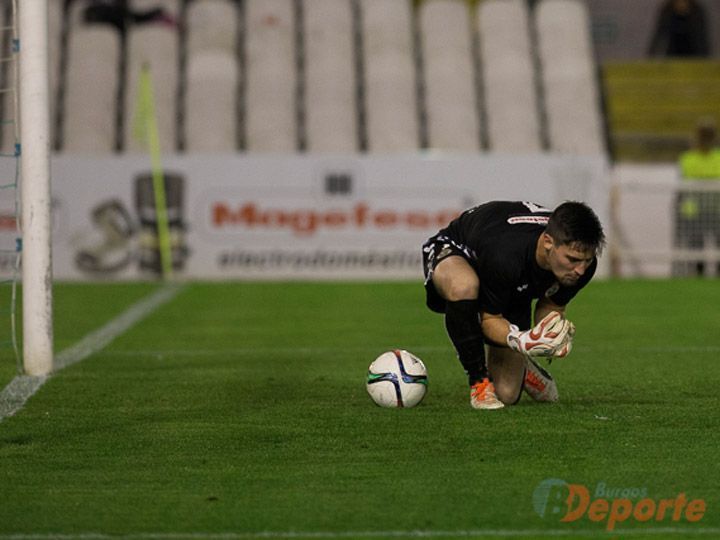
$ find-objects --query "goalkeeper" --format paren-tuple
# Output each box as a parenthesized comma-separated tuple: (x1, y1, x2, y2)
(421, 200, 605, 410)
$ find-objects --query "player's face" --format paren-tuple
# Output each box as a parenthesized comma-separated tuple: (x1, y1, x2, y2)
(544, 236, 595, 286)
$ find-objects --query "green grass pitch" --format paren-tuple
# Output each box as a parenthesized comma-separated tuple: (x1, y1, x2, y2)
(0, 279, 718, 539)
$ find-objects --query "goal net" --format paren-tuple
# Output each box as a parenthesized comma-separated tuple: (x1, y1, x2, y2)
(612, 178, 720, 278)
(0, 0, 21, 373)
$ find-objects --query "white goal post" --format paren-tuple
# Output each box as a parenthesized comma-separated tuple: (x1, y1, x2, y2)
(19, 0, 53, 376)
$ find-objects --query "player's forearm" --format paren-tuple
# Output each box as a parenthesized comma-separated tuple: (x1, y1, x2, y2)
(480, 313, 514, 348)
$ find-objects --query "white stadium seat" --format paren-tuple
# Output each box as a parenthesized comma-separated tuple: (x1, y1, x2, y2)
(64, 3, 120, 153)
(186, 51, 238, 152)
(186, 0, 239, 152)
(187, 0, 237, 52)
(244, 0, 297, 152)
(535, 0, 604, 154)
(361, 0, 419, 153)
(304, 0, 357, 153)
(419, 0, 479, 152)
(478, 0, 541, 153)
(124, 0, 180, 153)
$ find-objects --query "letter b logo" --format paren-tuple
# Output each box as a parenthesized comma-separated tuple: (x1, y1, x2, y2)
(533, 478, 569, 519)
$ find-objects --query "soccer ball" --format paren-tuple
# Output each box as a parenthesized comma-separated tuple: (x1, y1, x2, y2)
(366, 350, 428, 408)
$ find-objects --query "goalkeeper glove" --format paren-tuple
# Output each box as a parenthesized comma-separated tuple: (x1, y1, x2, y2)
(548, 321, 575, 359)
(506, 311, 574, 358)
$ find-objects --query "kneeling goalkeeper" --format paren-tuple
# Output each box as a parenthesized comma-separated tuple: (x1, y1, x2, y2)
(422, 200, 605, 409)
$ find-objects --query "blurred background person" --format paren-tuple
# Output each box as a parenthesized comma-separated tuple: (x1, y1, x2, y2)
(674, 118, 720, 276)
(83, 0, 178, 31)
(648, 0, 710, 57)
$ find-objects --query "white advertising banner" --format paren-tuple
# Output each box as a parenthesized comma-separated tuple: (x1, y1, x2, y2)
(0, 153, 609, 280)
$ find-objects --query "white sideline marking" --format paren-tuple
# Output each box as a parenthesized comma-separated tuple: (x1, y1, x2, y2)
(0, 283, 184, 422)
(0, 375, 48, 421)
(0, 527, 719, 539)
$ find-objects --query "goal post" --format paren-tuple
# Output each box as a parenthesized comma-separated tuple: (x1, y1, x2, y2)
(19, 0, 53, 376)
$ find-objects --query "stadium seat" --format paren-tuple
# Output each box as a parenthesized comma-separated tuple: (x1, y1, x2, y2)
(64, 3, 121, 153)
(477, 0, 541, 153)
(186, 51, 239, 153)
(419, 0, 480, 152)
(244, 0, 297, 152)
(185, 0, 239, 152)
(187, 0, 237, 52)
(124, 0, 180, 153)
(304, 0, 357, 153)
(604, 61, 720, 162)
(361, 0, 419, 153)
(535, 0, 605, 154)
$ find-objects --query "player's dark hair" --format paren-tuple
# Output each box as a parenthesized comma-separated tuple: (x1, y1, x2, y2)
(546, 201, 605, 253)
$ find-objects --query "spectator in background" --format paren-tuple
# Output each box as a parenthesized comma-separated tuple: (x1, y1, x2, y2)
(680, 120, 720, 178)
(674, 119, 720, 276)
(649, 0, 710, 57)
(83, 0, 178, 32)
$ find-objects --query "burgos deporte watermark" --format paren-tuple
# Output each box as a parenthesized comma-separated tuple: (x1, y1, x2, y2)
(533, 478, 707, 531)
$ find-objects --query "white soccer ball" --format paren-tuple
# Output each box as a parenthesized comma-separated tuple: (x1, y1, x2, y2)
(366, 350, 428, 408)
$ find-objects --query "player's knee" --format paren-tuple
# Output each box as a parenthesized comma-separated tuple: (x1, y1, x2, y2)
(493, 378, 523, 405)
(433, 257, 479, 301)
(443, 280, 478, 302)
(435, 269, 479, 301)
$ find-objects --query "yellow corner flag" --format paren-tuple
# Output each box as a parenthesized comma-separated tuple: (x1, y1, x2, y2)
(133, 63, 173, 280)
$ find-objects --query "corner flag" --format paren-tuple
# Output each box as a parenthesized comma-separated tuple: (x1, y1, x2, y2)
(133, 63, 173, 280)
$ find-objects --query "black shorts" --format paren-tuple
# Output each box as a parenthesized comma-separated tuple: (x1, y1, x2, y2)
(421, 233, 475, 314)
(421, 233, 532, 328)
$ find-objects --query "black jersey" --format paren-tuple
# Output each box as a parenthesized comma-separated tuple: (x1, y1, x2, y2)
(439, 201, 596, 316)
